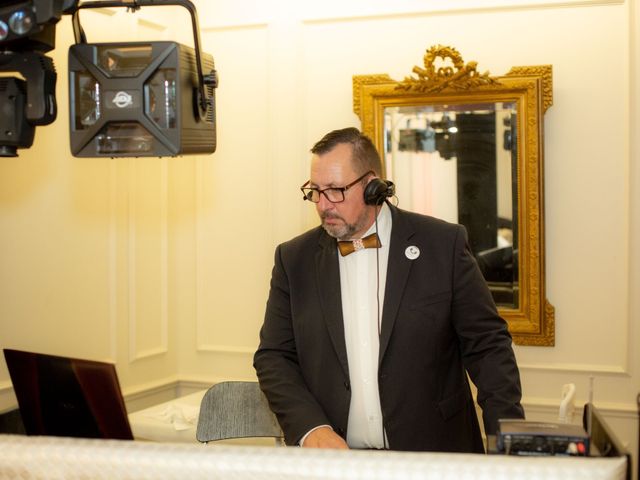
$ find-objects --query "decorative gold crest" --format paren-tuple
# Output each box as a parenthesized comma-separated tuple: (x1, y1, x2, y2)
(397, 45, 500, 93)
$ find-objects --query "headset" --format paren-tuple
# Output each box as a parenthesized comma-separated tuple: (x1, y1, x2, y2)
(363, 177, 395, 205)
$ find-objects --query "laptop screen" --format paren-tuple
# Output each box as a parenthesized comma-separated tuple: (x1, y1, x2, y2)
(3, 349, 133, 440)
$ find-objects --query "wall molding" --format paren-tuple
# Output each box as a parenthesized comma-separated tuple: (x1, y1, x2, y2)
(301, 0, 625, 25)
(124, 376, 639, 417)
(201, 22, 269, 33)
(194, 156, 257, 356)
(3, 376, 637, 429)
(109, 158, 118, 362)
(127, 158, 138, 361)
(519, 362, 630, 376)
(194, 156, 206, 353)
(194, 345, 255, 355)
(137, 18, 167, 32)
(0, 382, 16, 415)
(88, 7, 118, 17)
(194, 2, 624, 32)
(127, 158, 170, 363)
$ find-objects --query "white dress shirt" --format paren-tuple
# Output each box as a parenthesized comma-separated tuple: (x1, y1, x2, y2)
(338, 202, 392, 449)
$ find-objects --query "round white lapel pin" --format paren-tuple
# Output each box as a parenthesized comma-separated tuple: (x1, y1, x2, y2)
(405, 245, 420, 260)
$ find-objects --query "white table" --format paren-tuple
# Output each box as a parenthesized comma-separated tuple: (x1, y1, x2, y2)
(0, 434, 628, 480)
(128, 390, 206, 443)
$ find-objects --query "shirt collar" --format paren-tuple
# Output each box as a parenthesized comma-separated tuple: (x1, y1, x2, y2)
(363, 202, 391, 244)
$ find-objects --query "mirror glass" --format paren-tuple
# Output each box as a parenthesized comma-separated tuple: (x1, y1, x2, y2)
(384, 102, 518, 308)
(353, 45, 555, 345)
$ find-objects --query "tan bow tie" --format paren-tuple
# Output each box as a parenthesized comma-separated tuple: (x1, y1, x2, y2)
(337, 233, 381, 256)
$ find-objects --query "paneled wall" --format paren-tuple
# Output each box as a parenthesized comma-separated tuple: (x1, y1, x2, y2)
(0, 0, 637, 470)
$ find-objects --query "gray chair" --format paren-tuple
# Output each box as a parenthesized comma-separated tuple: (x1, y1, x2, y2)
(196, 381, 284, 445)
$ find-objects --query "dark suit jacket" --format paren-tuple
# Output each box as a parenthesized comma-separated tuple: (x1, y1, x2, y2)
(254, 205, 524, 452)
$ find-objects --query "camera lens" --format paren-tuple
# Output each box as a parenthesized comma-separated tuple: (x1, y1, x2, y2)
(9, 10, 34, 36)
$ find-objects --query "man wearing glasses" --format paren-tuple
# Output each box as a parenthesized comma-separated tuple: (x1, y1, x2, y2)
(254, 127, 524, 452)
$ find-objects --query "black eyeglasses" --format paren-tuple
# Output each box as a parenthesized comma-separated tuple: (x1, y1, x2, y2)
(300, 171, 373, 203)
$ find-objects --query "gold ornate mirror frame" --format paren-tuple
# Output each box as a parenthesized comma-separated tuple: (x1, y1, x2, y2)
(353, 45, 554, 345)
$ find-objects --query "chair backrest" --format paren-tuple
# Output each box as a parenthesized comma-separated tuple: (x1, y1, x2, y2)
(196, 381, 283, 445)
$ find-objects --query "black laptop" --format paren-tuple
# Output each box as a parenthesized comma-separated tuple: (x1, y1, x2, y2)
(3, 348, 133, 440)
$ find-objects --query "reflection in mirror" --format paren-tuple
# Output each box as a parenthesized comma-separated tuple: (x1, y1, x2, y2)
(353, 45, 555, 345)
(384, 102, 519, 308)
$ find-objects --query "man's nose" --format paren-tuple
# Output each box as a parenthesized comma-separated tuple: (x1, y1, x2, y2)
(317, 192, 334, 211)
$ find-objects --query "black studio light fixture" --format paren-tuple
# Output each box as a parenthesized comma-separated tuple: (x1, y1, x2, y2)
(68, 1, 218, 157)
(0, 0, 218, 158)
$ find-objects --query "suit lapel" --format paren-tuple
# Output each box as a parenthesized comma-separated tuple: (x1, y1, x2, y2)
(315, 231, 349, 377)
(379, 207, 415, 364)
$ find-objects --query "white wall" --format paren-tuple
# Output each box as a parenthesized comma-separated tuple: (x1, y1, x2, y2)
(0, 0, 637, 471)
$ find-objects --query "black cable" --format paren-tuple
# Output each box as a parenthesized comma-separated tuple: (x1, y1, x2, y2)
(375, 213, 381, 338)
(71, 10, 86, 44)
(373, 207, 388, 450)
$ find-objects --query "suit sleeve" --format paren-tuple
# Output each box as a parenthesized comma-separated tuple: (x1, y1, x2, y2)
(449, 225, 525, 434)
(253, 244, 332, 445)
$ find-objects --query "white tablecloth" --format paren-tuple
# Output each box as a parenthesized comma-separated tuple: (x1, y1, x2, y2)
(128, 390, 206, 443)
(0, 434, 628, 480)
